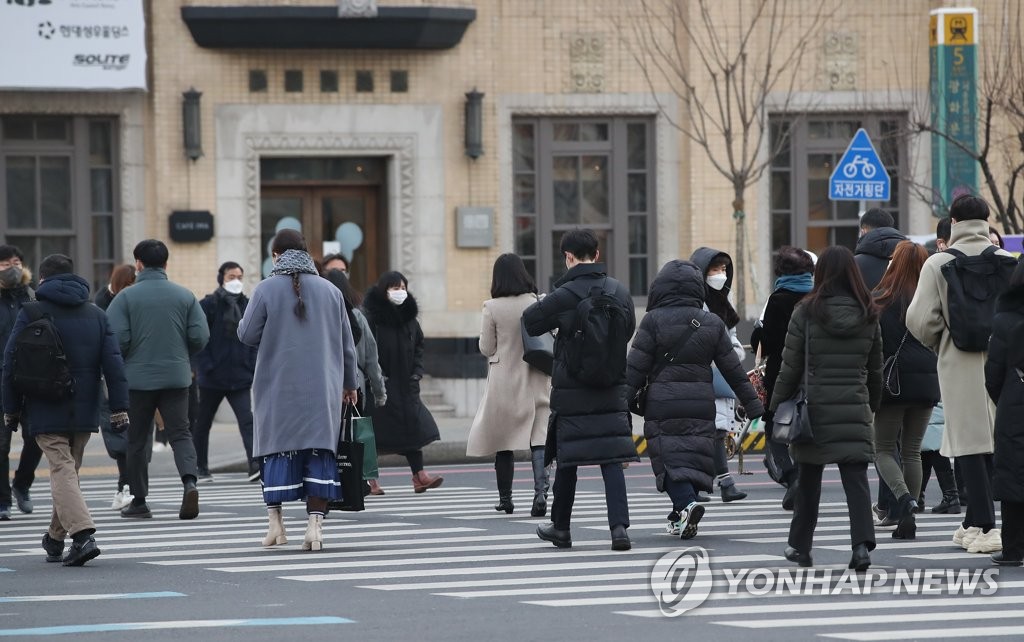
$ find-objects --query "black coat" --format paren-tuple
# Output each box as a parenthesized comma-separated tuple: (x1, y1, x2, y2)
(878, 300, 939, 407)
(196, 290, 257, 391)
(0, 284, 33, 354)
(523, 262, 638, 467)
(626, 260, 763, 492)
(1, 274, 129, 435)
(362, 287, 439, 453)
(985, 287, 1024, 503)
(854, 227, 906, 290)
(756, 288, 808, 408)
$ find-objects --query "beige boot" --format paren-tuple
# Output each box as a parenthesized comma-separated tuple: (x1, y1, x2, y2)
(262, 506, 288, 547)
(302, 513, 324, 551)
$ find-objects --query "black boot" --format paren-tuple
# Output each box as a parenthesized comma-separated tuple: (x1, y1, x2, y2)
(537, 522, 571, 548)
(849, 543, 871, 572)
(933, 461, 962, 514)
(893, 512, 917, 539)
(530, 447, 548, 517)
(784, 546, 812, 567)
(932, 491, 962, 514)
(896, 493, 919, 519)
(494, 451, 514, 514)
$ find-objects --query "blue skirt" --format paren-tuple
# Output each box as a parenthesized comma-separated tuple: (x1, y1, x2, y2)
(260, 449, 340, 504)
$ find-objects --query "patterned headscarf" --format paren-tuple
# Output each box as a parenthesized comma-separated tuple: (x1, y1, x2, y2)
(270, 249, 318, 277)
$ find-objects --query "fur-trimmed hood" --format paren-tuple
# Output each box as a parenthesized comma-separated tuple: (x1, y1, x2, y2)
(363, 285, 420, 327)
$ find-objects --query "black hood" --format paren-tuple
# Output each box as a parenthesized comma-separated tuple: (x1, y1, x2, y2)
(36, 273, 90, 307)
(554, 262, 607, 289)
(363, 285, 419, 328)
(855, 227, 906, 260)
(647, 260, 705, 311)
(689, 246, 733, 290)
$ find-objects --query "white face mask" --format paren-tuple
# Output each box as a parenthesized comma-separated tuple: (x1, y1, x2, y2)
(706, 273, 728, 291)
(388, 289, 408, 305)
(223, 279, 244, 295)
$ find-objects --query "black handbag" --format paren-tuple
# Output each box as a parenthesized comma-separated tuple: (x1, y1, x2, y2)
(329, 404, 365, 512)
(521, 306, 554, 376)
(630, 312, 706, 416)
(772, 320, 814, 445)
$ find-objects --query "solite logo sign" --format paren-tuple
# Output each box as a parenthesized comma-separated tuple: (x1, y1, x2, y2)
(73, 53, 130, 71)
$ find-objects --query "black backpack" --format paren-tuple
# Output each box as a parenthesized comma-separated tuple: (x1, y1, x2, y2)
(10, 302, 75, 401)
(941, 246, 1018, 352)
(563, 277, 630, 388)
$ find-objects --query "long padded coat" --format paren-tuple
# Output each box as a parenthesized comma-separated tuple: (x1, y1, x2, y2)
(625, 260, 763, 493)
(985, 285, 1024, 503)
(769, 296, 883, 465)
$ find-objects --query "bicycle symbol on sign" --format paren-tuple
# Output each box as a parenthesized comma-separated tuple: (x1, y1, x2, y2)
(842, 155, 877, 179)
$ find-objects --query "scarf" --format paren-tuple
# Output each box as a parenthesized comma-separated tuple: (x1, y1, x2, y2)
(774, 273, 813, 293)
(270, 249, 318, 277)
(215, 287, 244, 336)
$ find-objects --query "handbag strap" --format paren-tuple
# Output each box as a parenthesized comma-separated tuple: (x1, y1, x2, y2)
(1016, 367, 1024, 384)
(890, 329, 909, 361)
(801, 317, 810, 389)
(648, 310, 707, 384)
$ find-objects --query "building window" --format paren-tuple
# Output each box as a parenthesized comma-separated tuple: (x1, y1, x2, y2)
(770, 114, 907, 254)
(284, 70, 303, 93)
(355, 70, 374, 93)
(249, 69, 268, 92)
(513, 117, 654, 297)
(320, 70, 338, 93)
(0, 115, 120, 292)
(390, 70, 408, 93)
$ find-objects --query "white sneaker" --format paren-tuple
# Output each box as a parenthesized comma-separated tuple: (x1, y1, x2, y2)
(967, 529, 1002, 554)
(152, 442, 169, 453)
(111, 485, 133, 510)
(953, 525, 982, 549)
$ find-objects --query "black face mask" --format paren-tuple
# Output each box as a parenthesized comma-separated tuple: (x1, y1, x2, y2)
(0, 266, 23, 288)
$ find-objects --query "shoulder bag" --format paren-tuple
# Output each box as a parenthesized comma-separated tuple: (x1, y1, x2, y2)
(521, 295, 554, 376)
(630, 311, 707, 416)
(882, 329, 909, 398)
(772, 319, 814, 445)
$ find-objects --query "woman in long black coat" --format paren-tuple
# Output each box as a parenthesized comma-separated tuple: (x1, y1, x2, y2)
(985, 260, 1024, 566)
(626, 260, 763, 540)
(362, 271, 442, 493)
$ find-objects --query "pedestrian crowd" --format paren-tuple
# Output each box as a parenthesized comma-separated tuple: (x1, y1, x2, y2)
(1, 193, 1021, 571)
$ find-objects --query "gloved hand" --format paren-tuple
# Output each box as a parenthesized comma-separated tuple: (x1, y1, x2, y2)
(110, 411, 130, 434)
(375, 393, 388, 408)
(3, 413, 19, 432)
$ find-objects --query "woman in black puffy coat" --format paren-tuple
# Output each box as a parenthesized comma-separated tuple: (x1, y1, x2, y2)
(871, 241, 940, 540)
(626, 260, 763, 540)
(985, 260, 1024, 566)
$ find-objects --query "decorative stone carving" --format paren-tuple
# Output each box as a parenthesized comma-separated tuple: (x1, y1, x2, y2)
(337, 0, 378, 18)
(567, 33, 605, 93)
(823, 31, 857, 91)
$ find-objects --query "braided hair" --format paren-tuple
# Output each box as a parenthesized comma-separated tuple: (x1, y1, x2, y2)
(271, 229, 308, 320)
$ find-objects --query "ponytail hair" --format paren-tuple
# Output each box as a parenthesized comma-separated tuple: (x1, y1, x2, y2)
(291, 273, 306, 320)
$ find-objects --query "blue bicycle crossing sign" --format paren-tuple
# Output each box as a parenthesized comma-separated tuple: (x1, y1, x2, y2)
(829, 128, 891, 202)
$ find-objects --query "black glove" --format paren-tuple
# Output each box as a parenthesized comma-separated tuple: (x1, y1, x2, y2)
(3, 413, 19, 432)
(110, 411, 130, 434)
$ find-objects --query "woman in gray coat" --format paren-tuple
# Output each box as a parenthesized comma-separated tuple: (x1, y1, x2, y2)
(770, 246, 883, 572)
(238, 230, 358, 552)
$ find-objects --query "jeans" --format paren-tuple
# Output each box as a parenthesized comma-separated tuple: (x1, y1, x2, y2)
(191, 387, 255, 473)
(789, 462, 875, 553)
(127, 388, 199, 502)
(550, 463, 630, 531)
(36, 433, 94, 540)
(873, 404, 931, 500)
(0, 425, 43, 506)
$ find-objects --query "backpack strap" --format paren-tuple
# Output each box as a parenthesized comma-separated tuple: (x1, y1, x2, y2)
(944, 248, 967, 260)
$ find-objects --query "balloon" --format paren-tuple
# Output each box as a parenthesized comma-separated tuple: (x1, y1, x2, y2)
(262, 257, 274, 278)
(335, 222, 364, 260)
(274, 216, 302, 233)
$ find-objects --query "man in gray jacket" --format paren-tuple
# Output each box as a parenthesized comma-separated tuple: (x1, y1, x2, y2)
(107, 240, 210, 519)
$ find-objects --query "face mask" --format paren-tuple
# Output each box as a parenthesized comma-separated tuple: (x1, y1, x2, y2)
(223, 280, 244, 295)
(706, 273, 728, 291)
(388, 289, 408, 305)
(0, 266, 23, 288)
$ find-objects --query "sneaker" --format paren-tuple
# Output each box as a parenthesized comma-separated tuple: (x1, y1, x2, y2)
(63, 536, 101, 567)
(196, 472, 214, 484)
(110, 486, 133, 511)
(41, 534, 64, 563)
(872, 503, 888, 521)
(953, 525, 982, 549)
(967, 529, 1002, 554)
(152, 442, 169, 453)
(0, 504, 9, 520)
(666, 512, 683, 536)
(675, 501, 706, 540)
(12, 487, 32, 514)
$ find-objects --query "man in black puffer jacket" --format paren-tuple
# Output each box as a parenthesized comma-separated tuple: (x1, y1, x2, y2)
(854, 208, 907, 290)
(524, 229, 638, 551)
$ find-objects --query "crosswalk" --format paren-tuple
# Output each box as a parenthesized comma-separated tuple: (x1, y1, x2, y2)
(1, 471, 1021, 639)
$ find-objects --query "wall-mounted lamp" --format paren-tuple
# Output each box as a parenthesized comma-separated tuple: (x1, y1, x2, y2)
(464, 88, 484, 160)
(182, 88, 203, 161)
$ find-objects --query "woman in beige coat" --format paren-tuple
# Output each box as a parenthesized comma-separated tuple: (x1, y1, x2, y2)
(467, 254, 551, 516)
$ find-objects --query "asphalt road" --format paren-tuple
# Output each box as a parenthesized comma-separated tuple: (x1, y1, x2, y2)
(1, 462, 1021, 641)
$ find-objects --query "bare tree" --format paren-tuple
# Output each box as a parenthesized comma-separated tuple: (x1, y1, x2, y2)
(613, 0, 833, 315)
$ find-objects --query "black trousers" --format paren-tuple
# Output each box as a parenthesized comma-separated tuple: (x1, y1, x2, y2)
(127, 388, 199, 502)
(958, 453, 996, 529)
(0, 426, 43, 505)
(191, 387, 255, 473)
(788, 462, 875, 553)
(550, 463, 629, 531)
(1001, 501, 1024, 561)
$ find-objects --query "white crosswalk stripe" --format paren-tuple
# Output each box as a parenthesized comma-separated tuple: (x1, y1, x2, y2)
(3, 473, 1020, 639)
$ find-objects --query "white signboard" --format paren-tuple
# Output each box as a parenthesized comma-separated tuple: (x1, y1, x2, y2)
(0, 0, 147, 91)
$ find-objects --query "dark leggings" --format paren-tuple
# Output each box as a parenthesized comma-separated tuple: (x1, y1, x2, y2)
(402, 449, 424, 474)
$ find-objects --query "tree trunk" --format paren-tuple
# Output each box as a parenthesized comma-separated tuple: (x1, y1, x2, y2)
(732, 193, 746, 319)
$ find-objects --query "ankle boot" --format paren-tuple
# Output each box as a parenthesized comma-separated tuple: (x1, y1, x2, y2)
(933, 463, 962, 514)
(896, 493, 919, 519)
(263, 506, 288, 547)
(530, 448, 549, 517)
(412, 470, 444, 493)
(302, 514, 323, 551)
(932, 491, 962, 514)
(494, 454, 514, 514)
(893, 512, 917, 540)
(849, 543, 871, 571)
(720, 483, 747, 503)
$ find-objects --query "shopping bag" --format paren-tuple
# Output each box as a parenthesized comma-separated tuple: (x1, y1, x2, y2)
(330, 405, 365, 512)
(352, 407, 378, 480)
